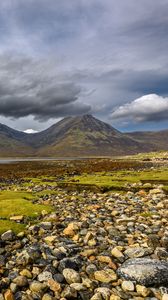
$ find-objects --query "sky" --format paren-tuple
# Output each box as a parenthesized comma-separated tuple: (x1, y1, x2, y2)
(0, 0, 168, 132)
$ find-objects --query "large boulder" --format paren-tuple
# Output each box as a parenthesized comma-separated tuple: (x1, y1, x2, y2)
(117, 258, 168, 287)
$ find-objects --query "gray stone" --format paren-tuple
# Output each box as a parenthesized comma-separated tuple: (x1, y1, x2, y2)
(1, 230, 15, 241)
(117, 258, 168, 286)
(63, 268, 81, 284)
(38, 271, 53, 282)
(124, 247, 153, 258)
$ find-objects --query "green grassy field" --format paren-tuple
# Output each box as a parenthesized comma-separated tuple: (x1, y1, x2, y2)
(62, 168, 168, 192)
(0, 191, 53, 234)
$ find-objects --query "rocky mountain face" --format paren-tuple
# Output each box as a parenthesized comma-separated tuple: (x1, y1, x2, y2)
(0, 114, 167, 157)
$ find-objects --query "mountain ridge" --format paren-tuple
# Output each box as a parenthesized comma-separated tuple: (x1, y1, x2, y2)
(0, 114, 168, 157)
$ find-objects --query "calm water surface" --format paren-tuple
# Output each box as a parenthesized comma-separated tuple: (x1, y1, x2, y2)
(0, 157, 88, 164)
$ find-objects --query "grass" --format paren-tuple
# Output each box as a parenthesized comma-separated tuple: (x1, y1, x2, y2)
(62, 168, 168, 192)
(0, 220, 25, 235)
(0, 191, 53, 234)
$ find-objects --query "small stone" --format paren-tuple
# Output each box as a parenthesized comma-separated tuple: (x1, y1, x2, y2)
(39, 222, 52, 230)
(110, 296, 121, 300)
(42, 294, 53, 300)
(63, 222, 79, 236)
(10, 215, 24, 222)
(96, 288, 111, 299)
(59, 258, 81, 272)
(121, 280, 134, 292)
(29, 281, 46, 292)
(1, 230, 15, 241)
(97, 256, 112, 264)
(38, 271, 53, 282)
(61, 286, 77, 298)
(20, 269, 32, 278)
(90, 293, 103, 300)
(13, 275, 28, 287)
(94, 269, 117, 283)
(48, 279, 62, 293)
(111, 247, 124, 261)
(4, 290, 14, 300)
(44, 236, 56, 244)
(10, 283, 17, 293)
(63, 268, 81, 284)
(136, 284, 150, 297)
(70, 283, 86, 291)
(124, 247, 153, 258)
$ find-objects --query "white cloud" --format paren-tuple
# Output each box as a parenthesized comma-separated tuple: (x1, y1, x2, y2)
(24, 129, 38, 134)
(111, 94, 168, 123)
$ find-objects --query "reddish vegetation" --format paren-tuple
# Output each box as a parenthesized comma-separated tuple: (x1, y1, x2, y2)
(0, 159, 151, 180)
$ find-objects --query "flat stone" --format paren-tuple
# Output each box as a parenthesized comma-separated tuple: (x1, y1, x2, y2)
(70, 283, 86, 291)
(9, 215, 24, 222)
(124, 247, 153, 258)
(94, 269, 117, 283)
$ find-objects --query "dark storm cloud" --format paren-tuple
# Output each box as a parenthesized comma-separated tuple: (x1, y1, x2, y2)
(0, 54, 91, 120)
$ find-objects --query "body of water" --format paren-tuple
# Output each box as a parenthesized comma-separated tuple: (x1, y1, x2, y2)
(0, 157, 92, 164)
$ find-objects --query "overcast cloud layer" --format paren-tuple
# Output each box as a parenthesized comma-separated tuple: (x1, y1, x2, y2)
(0, 0, 168, 131)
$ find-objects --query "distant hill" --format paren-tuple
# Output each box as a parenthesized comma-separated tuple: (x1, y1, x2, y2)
(127, 129, 168, 152)
(0, 114, 168, 157)
(0, 124, 33, 157)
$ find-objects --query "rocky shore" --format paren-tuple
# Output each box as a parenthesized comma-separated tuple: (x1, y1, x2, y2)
(0, 186, 168, 300)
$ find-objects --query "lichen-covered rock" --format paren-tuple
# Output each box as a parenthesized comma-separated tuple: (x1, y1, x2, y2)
(117, 258, 168, 286)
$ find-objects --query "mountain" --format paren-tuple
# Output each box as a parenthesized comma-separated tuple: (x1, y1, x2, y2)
(0, 114, 167, 157)
(0, 124, 34, 156)
(33, 114, 142, 156)
(127, 129, 168, 152)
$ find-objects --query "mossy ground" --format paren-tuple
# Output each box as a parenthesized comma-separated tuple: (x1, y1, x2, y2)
(63, 168, 168, 192)
(0, 191, 53, 234)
